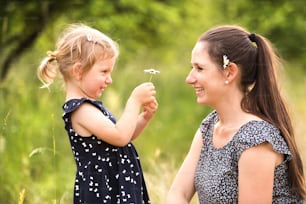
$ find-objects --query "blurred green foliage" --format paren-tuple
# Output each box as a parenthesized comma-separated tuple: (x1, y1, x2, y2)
(1, 0, 306, 203)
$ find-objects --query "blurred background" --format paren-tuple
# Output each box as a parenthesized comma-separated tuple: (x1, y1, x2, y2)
(0, 0, 306, 203)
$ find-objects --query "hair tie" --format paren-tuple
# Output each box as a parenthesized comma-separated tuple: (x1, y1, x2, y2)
(249, 33, 256, 42)
(47, 51, 57, 61)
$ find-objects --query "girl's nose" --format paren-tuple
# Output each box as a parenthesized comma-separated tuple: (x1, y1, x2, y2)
(106, 75, 112, 84)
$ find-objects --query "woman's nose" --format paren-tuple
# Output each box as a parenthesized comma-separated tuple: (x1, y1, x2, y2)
(186, 70, 196, 84)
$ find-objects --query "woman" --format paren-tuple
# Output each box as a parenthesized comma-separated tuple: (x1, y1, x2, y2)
(166, 25, 305, 203)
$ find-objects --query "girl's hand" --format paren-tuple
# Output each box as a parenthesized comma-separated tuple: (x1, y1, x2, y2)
(130, 82, 156, 106)
(131, 98, 158, 140)
(142, 99, 158, 120)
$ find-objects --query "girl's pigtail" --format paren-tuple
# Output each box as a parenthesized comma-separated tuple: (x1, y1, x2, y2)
(37, 51, 58, 89)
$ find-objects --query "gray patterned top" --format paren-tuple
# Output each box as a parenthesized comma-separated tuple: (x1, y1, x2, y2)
(194, 111, 303, 204)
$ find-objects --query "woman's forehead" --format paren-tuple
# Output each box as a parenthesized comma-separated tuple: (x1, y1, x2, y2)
(191, 42, 209, 61)
(192, 41, 208, 54)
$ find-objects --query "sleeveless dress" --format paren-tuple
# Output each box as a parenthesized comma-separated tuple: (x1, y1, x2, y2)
(62, 98, 150, 204)
(194, 111, 303, 204)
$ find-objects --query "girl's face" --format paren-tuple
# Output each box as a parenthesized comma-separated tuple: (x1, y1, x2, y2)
(186, 41, 227, 106)
(79, 57, 116, 99)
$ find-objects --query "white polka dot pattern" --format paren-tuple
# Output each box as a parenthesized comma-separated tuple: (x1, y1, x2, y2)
(62, 98, 150, 204)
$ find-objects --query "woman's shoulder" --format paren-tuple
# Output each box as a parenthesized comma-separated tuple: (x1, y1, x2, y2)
(238, 120, 280, 141)
(236, 120, 291, 156)
(201, 110, 218, 124)
(199, 110, 218, 138)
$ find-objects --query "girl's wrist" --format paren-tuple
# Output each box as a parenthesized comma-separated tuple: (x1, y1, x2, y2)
(127, 97, 141, 109)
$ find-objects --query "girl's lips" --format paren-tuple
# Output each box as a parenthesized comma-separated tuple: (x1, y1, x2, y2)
(99, 87, 106, 93)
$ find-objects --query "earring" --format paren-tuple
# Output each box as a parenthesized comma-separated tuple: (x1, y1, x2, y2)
(225, 80, 229, 85)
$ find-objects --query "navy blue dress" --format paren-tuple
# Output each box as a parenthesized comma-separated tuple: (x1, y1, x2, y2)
(62, 98, 150, 204)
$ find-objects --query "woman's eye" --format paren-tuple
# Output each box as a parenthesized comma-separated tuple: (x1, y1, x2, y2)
(195, 66, 204, 71)
(191, 65, 204, 72)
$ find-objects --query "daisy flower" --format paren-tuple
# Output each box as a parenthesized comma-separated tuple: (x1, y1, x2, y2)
(144, 69, 160, 81)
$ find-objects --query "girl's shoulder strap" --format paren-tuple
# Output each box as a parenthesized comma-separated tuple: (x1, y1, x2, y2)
(62, 98, 101, 114)
(62, 98, 117, 123)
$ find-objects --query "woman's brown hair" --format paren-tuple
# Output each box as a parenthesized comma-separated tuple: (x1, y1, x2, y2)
(199, 25, 305, 200)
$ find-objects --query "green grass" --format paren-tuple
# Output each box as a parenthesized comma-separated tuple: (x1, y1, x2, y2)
(0, 56, 305, 203)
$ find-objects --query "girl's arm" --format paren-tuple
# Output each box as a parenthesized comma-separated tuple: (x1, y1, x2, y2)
(71, 82, 156, 147)
(131, 99, 158, 140)
(165, 129, 203, 204)
(238, 142, 283, 204)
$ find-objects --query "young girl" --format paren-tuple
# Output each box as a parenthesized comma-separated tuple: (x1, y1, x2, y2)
(166, 25, 305, 203)
(38, 23, 157, 203)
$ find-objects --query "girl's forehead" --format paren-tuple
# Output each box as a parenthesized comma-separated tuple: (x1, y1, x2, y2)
(96, 57, 116, 66)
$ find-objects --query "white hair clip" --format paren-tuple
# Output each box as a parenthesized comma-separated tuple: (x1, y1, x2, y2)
(144, 68, 160, 81)
(223, 55, 230, 69)
(86, 34, 93, 42)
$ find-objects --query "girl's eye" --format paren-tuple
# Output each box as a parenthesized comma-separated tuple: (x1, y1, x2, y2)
(101, 69, 109, 74)
(101, 67, 113, 74)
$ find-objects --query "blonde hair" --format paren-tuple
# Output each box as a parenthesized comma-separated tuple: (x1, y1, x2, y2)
(37, 23, 119, 88)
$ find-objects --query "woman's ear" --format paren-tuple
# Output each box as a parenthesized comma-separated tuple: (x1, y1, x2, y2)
(224, 62, 239, 82)
(72, 62, 82, 80)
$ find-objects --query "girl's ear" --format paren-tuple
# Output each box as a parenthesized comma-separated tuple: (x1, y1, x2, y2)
(224, 62, 239, 83)
(72, 62, 82, 80)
